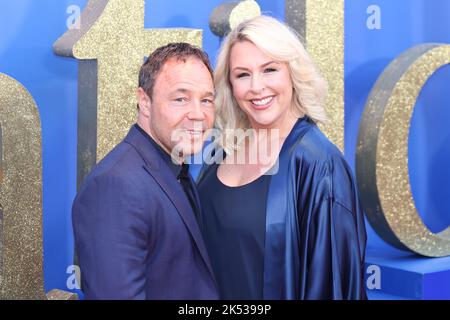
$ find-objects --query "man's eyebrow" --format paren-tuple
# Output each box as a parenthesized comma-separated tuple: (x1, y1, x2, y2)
(171, 88, 215, 97)
(173, 88, 189, 94)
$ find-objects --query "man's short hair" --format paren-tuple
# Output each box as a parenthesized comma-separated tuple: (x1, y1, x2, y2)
(139, 42, 213, 100)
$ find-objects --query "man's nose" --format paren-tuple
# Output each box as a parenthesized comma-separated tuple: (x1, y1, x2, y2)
(187, 100, 206, 120)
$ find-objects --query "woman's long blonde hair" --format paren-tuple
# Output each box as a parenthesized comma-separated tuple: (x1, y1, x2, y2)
(214, 15, 328, 154)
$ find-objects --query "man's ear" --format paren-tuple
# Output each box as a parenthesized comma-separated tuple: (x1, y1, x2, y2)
(137, 87, 151, 117)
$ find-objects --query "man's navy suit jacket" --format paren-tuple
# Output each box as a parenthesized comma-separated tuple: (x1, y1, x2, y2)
(72, 125, 219, 299)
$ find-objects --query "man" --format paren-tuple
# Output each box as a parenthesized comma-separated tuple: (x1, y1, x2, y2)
(72, 43, 218, 299)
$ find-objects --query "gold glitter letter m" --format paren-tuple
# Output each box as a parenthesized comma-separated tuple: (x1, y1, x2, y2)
(53, 0, 202, 186)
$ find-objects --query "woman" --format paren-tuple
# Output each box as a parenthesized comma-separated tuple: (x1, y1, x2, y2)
(197, 15, 367, 300)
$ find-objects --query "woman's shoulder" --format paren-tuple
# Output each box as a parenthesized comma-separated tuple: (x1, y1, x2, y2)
(290, 122, 345, 166)
(289, 123, 358, 207)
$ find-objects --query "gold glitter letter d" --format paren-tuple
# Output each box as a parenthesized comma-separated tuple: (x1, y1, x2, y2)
(357, 44, 450, 257)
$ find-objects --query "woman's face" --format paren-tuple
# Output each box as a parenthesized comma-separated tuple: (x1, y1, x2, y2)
(229, 40, 294, 130)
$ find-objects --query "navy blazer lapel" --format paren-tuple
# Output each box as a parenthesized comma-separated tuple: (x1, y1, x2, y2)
(123, 126, 216, 281)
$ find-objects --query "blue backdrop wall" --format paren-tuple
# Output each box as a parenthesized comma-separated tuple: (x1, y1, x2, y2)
(0, 0, 449, 299)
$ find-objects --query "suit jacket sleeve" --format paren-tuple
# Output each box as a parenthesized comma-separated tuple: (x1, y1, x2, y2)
(72, 174, 151, 299)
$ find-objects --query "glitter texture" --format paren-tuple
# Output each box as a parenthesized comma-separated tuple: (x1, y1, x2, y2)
(357, 44, 450, 257)
(229, 1, 261, 31)
(209, 0, 261, 37)
(46, 289, 78, 300)
(54, 0, 202, 183)
(0, 73, 46, 299)
(285, 0, 344, 151)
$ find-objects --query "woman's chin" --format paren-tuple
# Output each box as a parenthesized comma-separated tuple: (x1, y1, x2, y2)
(249, 116, 278, 129)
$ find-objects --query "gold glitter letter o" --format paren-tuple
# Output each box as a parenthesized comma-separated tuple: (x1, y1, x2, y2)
(357, 44, 450, 257)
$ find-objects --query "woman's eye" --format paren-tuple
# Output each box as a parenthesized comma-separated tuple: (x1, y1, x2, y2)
(202, 99, 213, 105)
(236, 72, 249, 78)
(264, 68, 277, 73)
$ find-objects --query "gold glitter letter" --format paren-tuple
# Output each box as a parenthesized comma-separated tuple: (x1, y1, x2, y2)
(285, 0, 344, 150)
(0, 73, 46, 299)
(357, 44, 450, 257)
(53, 0, 202, 185)
(0, 74, 78, 299)
(209, 0, 261, 37)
